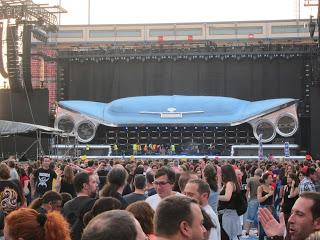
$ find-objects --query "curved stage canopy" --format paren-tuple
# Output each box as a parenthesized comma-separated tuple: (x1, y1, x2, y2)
(59, 96, 297, 127)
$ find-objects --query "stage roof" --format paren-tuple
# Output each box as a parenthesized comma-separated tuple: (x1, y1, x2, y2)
(0, 120, 63, 136)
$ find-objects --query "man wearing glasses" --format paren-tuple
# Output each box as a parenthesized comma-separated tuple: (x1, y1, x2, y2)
(146, 166, 182, 210)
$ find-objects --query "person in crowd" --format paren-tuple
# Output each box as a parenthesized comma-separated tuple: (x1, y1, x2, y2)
(145, 166, 181, 210)
(100, 164, 128, 208)
(81, 210, 147, 240)
(124, 174, 147, 205)
(259, 192, 320, 240)
(96, 160, 109, 190)
(62, 172, 96, 240)
(83, 197, 121, 226)
(29, 190, 62, 214)
(58, 165, 76, 198)
(145, 171, 156, 197)
(8, 160, 19, 181)
(244, 168, 262, 236)
(32, 157, 57, 197)
(184, 179, 220, 240)
(154, 195, 206, 240)
(126, 201, 156, 240)
(19, 167, 31, 204)
(173, 172, 182, 192)
(308, 168, 319, 190)
(201, 208, 216, 240)
(178, 172, 198, 193)
(218, 164, 242, 240)
(84, 160, 95, 174)
(4, 208, 71, 240)
(61, 192, 73, 208)
(257, 172, 275, 240)
(203, 164, 219, 214)
(281, 173, 299, 224)
(0, 163, 24, 222)
(172, 159, 181, 173)
(299, 167, 316, 194)
(298, 171, 304, 183)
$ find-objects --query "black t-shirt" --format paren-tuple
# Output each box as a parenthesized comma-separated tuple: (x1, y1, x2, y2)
(62, 196, 96, 240)
(60, 178, 76, 198)
(0, 180, 23, 214)
(34, 168, 57, 196)
(113, 192, 128, 209)
(123, 192, 146, 205)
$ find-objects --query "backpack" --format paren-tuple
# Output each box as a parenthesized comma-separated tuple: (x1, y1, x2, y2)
(236, 191, 248, 216)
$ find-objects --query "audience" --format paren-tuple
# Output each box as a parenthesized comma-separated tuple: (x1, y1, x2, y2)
(0, 155, 319, 240)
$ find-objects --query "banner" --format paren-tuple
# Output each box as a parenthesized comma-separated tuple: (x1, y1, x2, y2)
(284, 142, 290, 158)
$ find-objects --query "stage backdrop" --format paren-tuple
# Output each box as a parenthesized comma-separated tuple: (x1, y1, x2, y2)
(61, 57, 318, 155)
(63, 59, 304, 101)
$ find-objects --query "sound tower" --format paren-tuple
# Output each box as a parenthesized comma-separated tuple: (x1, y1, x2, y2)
(22, 25, 33, 91)
(6, 25, 20, 91)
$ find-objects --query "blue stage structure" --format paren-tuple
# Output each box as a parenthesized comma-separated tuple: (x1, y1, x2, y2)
(53, 96, 299, 157)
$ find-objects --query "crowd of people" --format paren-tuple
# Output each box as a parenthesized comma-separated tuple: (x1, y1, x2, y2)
(0, 155, 319, 240)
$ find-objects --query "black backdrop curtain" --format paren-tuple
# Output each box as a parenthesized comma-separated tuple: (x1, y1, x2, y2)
(64, 58, 305, 102)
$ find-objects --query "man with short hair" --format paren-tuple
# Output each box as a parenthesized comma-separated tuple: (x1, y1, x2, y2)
(299, 167, 316, 194)
(124, 174, 147, 205)
(145, 166, 182, 210)
(178, 172, 198, 193)
(154, 195, 206, 240)
(63, 172, 97, 240)
(259, 192, 320, 240)
(81, 210, 147, 240)
(184, 179, 220, 240)
(145, 171, 156, 196)
(33, 157, 57, 197)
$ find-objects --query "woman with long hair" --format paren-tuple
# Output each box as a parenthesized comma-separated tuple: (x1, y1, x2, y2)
(100, 165, 128, 208)
(4, 208, 71, 240)
(204, 163, 219, 214)
(257, 173, 275, 240)
(218, 164, 241, 240)
(59, 165, 76, 198)
(281, 173, 299, 224)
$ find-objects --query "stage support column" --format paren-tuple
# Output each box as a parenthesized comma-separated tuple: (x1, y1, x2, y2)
(310, 79, 320, 158)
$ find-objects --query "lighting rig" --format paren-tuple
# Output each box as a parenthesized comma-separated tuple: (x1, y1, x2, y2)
(0, 0, 65, 91)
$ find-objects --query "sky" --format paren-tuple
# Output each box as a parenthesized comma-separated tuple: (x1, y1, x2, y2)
(34, 0, 317, 25)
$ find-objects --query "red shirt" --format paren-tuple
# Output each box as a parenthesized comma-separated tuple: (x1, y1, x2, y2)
(20, 175, 30, 187)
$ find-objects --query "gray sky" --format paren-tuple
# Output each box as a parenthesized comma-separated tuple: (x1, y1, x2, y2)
(35, 0, 317, 25)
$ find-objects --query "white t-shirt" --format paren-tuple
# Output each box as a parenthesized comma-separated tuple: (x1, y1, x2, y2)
(145, 192, 183, 210)
(203, 204, 221, 240)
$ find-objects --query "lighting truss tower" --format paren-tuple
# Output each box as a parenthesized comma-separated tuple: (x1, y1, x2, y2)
(0, 0, 66, 91)
(304, 0, 320, 44)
